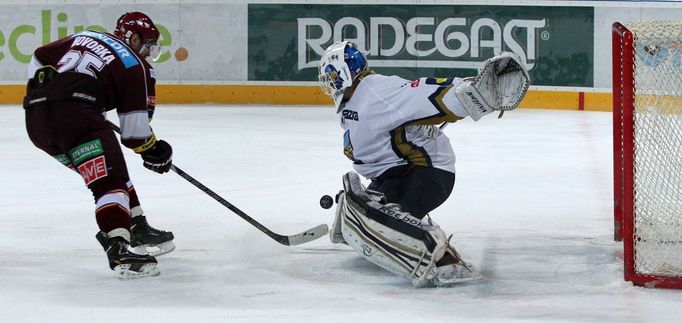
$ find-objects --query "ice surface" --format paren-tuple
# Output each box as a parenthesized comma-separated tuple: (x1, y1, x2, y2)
(2, 105, 682, 322)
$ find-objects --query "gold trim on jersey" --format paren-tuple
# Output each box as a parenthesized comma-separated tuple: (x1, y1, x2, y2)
(390, 126, 431, 167)
(416, 84, 464, 126)
(132, 134, 157, 153)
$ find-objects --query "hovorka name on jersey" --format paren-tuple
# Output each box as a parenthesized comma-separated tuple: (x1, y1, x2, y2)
(298, 16, 545, 71)
(72, 36, 116, 65)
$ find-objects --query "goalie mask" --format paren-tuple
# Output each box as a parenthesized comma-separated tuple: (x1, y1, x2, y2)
(114, 12, 162, 62)
(318, 41, 368, 112)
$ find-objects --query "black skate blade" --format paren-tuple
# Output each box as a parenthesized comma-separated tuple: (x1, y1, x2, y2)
(114, 263, 160, 279)
(133, 241, 176, 257)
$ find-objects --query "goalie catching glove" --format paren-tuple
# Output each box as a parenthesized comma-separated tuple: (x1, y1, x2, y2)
(455, 51, 531, 121)
(140, 139, 173, 174)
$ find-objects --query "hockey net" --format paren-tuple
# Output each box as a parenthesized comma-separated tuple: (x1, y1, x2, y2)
(613, 21, 682, 288)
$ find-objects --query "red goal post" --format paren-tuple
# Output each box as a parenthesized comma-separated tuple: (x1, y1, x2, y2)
(612, 21, 682, 288)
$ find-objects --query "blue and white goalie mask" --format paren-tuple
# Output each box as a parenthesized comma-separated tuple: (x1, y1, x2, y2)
(318, 41, 368, 112)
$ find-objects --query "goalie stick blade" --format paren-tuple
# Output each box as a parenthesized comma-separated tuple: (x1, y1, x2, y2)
(276, 224, 329, 246)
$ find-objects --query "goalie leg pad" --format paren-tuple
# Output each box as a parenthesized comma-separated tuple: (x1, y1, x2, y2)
(338, 172, 452, 287)
(329, 192, 347, 244)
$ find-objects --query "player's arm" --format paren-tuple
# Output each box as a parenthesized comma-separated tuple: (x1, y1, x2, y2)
(30, 37, 75, 77)
(118, 72, 172, 174)
(375, 76, 469, 129)
(118, 109, 172, 174)
(386, 52, 530, 127)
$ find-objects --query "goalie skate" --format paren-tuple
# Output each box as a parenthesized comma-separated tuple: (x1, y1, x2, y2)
(430, 241, 480, 287)
(431, 262, 479, 286)
(131, 216, 175, 257)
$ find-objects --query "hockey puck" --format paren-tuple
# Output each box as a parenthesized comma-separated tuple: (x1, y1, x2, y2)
(320, 195, 334, 209)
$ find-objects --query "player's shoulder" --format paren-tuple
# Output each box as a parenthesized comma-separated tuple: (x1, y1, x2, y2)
(358, 74, 409, 94)
(362, 73, 407, 85)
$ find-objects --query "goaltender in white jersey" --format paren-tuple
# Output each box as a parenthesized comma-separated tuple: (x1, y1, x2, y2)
(318, 41, 530, 287)
(340, 73, 464, 180)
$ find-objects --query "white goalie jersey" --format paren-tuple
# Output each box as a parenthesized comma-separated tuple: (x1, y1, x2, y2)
(339, 74, 471, 179)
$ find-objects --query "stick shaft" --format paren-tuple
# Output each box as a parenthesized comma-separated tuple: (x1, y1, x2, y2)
(106, 121, 326, 245)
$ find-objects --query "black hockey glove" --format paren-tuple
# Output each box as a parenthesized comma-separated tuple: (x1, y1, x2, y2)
(141, 140, 173, 174)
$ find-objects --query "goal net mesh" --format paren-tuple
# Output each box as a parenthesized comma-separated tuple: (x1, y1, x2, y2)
(630, 21, 682, 276)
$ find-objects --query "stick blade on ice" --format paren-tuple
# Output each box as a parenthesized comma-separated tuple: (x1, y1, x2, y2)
(283, 224, 329, 246)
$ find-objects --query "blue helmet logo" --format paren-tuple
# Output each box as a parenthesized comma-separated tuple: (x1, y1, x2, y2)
(324, 65, 345, 91)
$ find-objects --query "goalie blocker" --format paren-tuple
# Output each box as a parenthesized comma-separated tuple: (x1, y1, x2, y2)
(330, 172, 478, 287)
(455, 51, 531, 121)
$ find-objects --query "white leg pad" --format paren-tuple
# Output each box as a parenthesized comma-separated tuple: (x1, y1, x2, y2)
(338, 172, 451, 287)
(329, 193, 347, 244)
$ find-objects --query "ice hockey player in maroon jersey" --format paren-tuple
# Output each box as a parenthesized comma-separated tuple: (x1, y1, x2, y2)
(23, 12, 174, 278)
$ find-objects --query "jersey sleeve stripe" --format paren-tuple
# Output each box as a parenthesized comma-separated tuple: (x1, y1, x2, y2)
(393, 84, 464, 128)
(419, 84, 463, 125)
(389, 126, 432, 168)
(118, 110, 154, 140)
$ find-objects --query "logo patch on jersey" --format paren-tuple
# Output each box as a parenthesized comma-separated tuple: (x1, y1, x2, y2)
(77, 155, 108, 185)
(147, 96, 156, 106)
(52, 154, 72, 167)
(342, 109, 359, 121)
(68, 139, 104, 165)
(343, 130, 355, 161)
(410, 79, 420, 87)
(425, 77, 454, 86)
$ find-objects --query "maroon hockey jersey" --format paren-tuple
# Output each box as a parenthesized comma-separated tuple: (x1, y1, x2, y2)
(31, 30, 157, 151)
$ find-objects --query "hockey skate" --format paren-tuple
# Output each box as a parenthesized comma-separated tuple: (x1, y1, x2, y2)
(96, 232, 160, 279)
(130, 216, 175, 257)
(430, 238, 480, 287)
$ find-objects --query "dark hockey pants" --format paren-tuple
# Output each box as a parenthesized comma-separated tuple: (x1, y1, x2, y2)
(368, 166, 456, 219)
(25, 101, 138, 233)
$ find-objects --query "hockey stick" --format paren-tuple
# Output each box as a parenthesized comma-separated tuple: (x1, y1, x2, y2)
(107, 121, 328, 246)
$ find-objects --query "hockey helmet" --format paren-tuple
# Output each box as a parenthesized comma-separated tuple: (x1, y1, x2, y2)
(114, 12, 161, 61)
(318, 41, 368, 112)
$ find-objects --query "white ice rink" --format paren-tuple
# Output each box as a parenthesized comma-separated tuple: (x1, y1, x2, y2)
(2, 105, 682, 322)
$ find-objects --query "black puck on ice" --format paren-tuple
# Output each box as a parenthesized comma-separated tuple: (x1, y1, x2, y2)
(320, 195, 334, 209)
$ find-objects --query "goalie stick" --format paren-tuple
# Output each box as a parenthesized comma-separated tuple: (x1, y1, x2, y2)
(107, 121, 328, 246)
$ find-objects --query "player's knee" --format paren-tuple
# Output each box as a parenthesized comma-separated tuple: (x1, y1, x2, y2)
(94, 188, 131, 233)
(89, 177, 127, 201)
